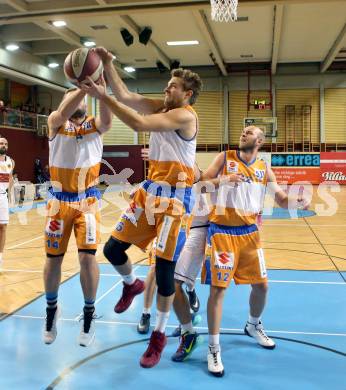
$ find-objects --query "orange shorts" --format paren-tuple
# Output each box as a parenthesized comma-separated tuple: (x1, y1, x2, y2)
(112, 187, 192, 262)
(45, 195, 100, 256)
(201, 222, 267, 287)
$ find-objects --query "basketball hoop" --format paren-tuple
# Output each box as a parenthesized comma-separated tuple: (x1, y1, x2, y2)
(210, 0, 238, 22)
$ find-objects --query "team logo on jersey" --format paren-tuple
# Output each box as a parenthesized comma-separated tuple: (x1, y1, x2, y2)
(115, 221, 124, 232)
(81, 121, 92, 130)
(214, 251, 234, 270)
(122, 201, 143, 226)
(227, 160, 238, 173)
(46, 219, 63, 238)
(255, 169, 265, 181)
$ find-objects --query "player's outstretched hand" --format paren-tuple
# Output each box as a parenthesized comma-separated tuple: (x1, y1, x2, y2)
(80, 76, 107, 100)
(93, 47, 113, 65)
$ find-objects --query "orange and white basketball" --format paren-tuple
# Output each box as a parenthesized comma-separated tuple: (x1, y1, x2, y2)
(63, 48, 103, 85)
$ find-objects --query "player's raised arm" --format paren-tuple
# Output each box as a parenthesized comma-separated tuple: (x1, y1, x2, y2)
(95, 47, 164, 115)
(48, 88, 86, 137)
(80, 77, 196, 137)
(94, 77, 112, 134)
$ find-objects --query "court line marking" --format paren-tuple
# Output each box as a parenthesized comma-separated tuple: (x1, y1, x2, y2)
(6, 235, 43, 250)
(9, 314, 346, 337)
(2, 268, 346, 285)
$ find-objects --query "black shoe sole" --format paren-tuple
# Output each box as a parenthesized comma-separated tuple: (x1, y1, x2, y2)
(244, 325, 276, 350)
(137, 326, 150, 335)
(209, 370, 224, 377)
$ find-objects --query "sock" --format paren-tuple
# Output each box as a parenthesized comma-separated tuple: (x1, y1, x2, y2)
(154, 310, 170, 333)
(181, 321, 194, 334)
(84, 298, 95, 313)
(46, 291, 58, 310)
(122, 271, 136, 285)
(186, 284, 194, 292)
(143, 307, 151, 315)
(248, 315, 260, 325)
(209, 333, 220, 349)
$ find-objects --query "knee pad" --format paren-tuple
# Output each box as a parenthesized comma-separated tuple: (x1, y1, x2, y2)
(156, 257, 176, 297)
(78, 249, 97, 256)
(103, 237, 130, 266)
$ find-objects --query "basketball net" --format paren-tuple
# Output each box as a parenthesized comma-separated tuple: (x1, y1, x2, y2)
(210, 0, 238, 22)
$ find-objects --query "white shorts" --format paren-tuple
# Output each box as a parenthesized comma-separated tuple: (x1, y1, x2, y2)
(174, 225, 208, 289)
(0, 194, 9, 224)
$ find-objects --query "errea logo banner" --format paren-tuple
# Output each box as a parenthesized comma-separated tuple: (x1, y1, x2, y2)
(271, 153, 320, 167)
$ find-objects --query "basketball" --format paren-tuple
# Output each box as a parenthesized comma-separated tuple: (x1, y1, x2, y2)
(63, 48, 103, 85)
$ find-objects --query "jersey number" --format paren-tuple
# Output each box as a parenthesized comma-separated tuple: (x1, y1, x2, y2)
(217, 272, 229, 282)
(46, 239, 59, 249)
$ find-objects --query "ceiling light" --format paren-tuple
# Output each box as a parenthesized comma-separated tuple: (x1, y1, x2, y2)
(166, 40, 199, 46)
(83, 40, 96, 47)
(52, 20, 66, 27)
(124, 66, 135, 73)
(6, 44, 19, 51)
(48, 62, 59, 68)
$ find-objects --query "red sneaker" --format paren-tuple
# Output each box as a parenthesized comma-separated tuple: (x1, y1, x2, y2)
(114, 278, 145, 314)
(140, 331, 167, 368)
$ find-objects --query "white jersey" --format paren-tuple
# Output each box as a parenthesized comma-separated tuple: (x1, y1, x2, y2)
(0, 155, 13, 195)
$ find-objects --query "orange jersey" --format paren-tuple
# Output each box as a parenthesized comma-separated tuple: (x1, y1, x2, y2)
(49, 116, 102, 193)
(209, 150, 268, 226)
(147, 105, 197, 188)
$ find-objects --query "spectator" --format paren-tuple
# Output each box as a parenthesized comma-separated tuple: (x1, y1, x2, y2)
(12, 172, 25, 205)
(34, 159, 49, 200)
(0, 100, 6, 124)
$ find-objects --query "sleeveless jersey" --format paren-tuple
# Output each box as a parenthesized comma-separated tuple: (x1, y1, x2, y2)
(209, 150, 267, 226)
(49, 116, 102, 193)
(0, 155, 13, 194)
(143, 105, 198, 214)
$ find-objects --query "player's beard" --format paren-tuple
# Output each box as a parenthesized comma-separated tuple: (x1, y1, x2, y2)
(239, 139, 257, 153)
(0, 147, 7, 155)
(70, 109, 86, 119)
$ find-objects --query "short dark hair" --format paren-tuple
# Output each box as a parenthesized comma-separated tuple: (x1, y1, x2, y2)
(170, 68, 202, 105)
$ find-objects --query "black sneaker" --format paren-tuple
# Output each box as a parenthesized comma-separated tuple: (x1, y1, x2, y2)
(43, 306, 59, 344)
(186, 288, 200, 313)
(78, 308, 96, 347)
(137, 313, 151, 334)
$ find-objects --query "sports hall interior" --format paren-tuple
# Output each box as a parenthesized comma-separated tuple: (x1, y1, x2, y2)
(0, 0, 345, 389)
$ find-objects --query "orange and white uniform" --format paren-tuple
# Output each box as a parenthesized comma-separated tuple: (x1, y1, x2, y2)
(201, 150, 268, 287)
(113, 105, 198, 262)
(0, 155, 14, 224)
(45, 116, 102, 255)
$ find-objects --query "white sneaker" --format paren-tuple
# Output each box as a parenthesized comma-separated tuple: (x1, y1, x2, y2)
(245, 321, 276, 349)
(207, 345, 224, 377)
(78, 310, 96, 347)
(43, 306, 59, 344)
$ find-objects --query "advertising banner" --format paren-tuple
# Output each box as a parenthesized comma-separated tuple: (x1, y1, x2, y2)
(271, 153, 320, 184)
(320, 152, 346, 184)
